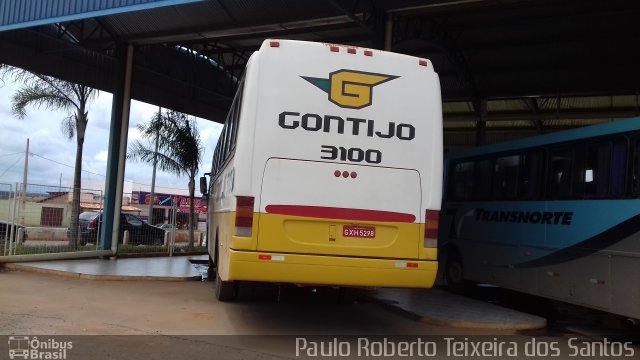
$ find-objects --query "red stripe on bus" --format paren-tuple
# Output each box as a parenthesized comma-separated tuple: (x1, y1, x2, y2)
(265, 205, 416, 223)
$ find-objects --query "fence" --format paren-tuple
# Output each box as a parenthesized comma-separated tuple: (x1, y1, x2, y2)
(0, 183, 206, 261)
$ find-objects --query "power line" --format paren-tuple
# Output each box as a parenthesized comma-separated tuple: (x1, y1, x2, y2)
(29, 151, 190, 191)
(0, 156, 22, 178)
(30, 153, 105, 177)
(0, 152, 23, 158)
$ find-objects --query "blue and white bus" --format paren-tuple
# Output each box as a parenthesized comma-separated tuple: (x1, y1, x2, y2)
(440, 117, 640, 321)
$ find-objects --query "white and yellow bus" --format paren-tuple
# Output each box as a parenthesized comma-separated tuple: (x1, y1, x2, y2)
(201, 39, 443, 301)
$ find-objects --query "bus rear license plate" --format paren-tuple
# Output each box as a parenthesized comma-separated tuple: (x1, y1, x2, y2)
(343, 226, 375, 238)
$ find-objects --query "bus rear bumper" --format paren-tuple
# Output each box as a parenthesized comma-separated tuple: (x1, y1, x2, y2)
(228, 249, 438, 288)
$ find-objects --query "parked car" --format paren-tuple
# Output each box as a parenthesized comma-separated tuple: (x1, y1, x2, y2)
(156, 223, 177, 231)
(0, 220, 27, 242)
(69, 211, 165, 246)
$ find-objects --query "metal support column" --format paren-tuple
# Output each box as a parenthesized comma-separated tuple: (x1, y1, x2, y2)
(100, 43, 134, 252)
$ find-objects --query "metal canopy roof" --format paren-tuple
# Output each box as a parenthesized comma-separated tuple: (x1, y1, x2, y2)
(1, 0, 640, 143)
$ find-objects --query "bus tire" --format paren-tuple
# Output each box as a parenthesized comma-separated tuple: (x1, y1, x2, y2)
(445, 251, 474, 295)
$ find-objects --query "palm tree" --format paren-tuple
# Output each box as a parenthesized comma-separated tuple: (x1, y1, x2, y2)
(1, 66, 97, 248)
(128, 109, 204, 247)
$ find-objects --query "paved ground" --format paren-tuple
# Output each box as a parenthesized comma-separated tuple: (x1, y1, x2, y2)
(1, 268, 637, 359)
(0, 269, 488, 336)
(371, 288, 547, 330)
(5, 256, 546, 330)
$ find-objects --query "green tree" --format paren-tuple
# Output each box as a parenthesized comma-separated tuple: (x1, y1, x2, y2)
(128, 109, 203, 247)
(1, 65, 97, 248)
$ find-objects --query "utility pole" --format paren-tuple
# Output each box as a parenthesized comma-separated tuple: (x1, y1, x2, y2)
(148, 107, 161, 224)
(20, 138, 29, 225)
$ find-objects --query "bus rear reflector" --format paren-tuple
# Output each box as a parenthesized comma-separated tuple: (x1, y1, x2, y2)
(235, 196, 254, 237)
(424, 209, 439, 248)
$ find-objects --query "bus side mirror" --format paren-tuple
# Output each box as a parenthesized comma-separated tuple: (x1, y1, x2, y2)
(200, 176, 208, 196)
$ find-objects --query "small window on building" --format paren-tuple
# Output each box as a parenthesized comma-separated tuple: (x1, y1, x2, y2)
(41, 207, 63, 227)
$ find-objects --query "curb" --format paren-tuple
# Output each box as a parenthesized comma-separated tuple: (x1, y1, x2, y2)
(2, 262, 202, 282)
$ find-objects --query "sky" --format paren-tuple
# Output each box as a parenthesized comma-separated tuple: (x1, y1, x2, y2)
(0, 77, 224, 197)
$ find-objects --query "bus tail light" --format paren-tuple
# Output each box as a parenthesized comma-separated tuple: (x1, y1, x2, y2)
(424, 210, 439, 248)
(235, 196, 254, 237)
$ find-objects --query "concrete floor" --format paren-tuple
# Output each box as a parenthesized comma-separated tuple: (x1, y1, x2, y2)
(4, 255, 545, 330)
(0, 269, 483, 336)
(1, 266, 636, 360)
(371, 288, 546, 330)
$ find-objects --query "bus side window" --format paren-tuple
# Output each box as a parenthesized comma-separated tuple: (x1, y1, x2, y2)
(610, 140, 627, 198)
(519, 151, 542, 200)
(548, 147, 573, 199)
(632, 138, 640, 196)
(581, 142, 611, 198)
(492, 155, 520, 200)
(210, 78, 245, 178)
(451, 161, 474, 200)
(473, 159, 492, 200)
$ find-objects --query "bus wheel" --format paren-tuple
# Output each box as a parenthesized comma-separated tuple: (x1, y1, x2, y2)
(445, 252, 473, 295)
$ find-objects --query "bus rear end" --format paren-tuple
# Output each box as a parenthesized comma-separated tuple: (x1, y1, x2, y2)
(225, 40, 442, 289)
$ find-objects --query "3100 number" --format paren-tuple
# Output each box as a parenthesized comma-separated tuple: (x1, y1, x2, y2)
(320, 145, 382, 164)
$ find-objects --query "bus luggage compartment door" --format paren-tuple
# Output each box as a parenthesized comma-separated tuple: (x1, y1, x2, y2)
(257, 158, 422, 259)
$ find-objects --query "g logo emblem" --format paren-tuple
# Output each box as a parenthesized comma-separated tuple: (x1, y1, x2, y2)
(302, 70, 398, 109)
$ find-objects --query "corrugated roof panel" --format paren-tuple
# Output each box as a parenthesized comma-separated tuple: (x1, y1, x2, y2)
(443, 101, 473, 113)
(0, 0, 206, 32)
(542, 118, 611, 127)
(536, 96, 632, 111)
(485, 120, 532, 128)
(226, 0, 337, 24)
(486, 99, 529, 112)
(103, 1, 230, 37)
